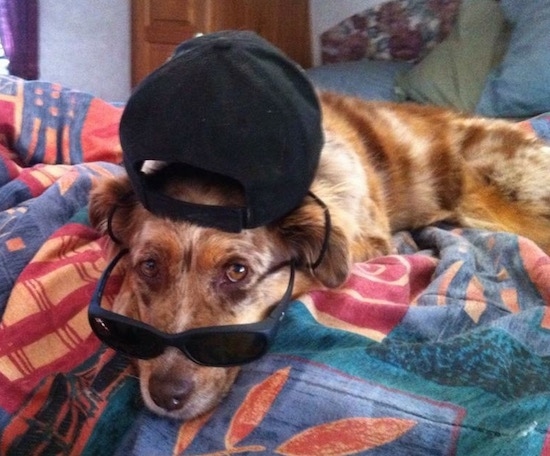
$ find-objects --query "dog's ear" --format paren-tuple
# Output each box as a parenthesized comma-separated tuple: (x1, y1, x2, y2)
(276, 198, 351, 288)
(89, 174, 137, 246)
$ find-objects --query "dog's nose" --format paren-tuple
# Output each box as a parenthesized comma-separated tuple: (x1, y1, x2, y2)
(149, 374, 193, 412)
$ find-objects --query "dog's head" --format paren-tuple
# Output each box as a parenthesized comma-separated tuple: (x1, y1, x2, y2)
(88, 168, 351, 420)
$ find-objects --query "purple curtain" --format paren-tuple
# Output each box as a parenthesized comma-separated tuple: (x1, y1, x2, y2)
(0, 0, 38, 80)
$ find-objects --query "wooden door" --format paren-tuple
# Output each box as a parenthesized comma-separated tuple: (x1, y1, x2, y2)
(131, 0, 312, 87)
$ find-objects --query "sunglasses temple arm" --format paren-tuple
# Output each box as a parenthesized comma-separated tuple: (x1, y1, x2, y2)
(267, 262, 296, 324)
(90, 249, 129, 310)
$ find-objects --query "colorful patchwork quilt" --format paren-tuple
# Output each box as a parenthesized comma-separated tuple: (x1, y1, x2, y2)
(1, 75, 550, 455)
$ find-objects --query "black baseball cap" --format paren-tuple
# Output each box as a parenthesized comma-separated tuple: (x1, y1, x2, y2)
(120, 30, 323, 232)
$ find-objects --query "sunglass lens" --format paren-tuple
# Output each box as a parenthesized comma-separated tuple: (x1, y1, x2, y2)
(184, 332, 268, 366)
(90, 316, 164, 359)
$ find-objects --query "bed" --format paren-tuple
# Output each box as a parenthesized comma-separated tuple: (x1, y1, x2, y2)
(2, 1, 550, 455)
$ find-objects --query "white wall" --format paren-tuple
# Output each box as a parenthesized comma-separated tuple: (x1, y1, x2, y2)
(309, 0, 388, 66)
(39, 0, 131, 102)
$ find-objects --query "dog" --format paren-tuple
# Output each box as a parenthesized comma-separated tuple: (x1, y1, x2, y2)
(89, 91, 550, 420)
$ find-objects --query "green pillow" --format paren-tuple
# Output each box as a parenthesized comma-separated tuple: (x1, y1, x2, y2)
(394, 0, 509, 112)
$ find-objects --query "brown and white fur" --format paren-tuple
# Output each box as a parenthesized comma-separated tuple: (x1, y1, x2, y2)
(89, 92, 550, 420)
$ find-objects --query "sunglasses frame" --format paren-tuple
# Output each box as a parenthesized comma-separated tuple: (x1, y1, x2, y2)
(88, 249, 295, 367)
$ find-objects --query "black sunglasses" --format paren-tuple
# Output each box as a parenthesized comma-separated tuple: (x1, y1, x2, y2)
(88, 249, 295, 367)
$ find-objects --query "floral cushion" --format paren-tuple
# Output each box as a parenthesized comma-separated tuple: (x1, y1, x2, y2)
(320, 0, 461, 64)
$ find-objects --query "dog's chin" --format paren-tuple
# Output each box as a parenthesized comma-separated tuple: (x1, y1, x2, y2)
(137, 355, 240, 421)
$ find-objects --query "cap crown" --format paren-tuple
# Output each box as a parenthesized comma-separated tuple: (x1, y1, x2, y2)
(120, 30, 323, 232)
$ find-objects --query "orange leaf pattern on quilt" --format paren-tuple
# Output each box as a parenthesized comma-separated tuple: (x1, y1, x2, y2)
(176, 367, 418, 456)
(276, 417, 417, 456)
(173, 409, 215, 456)
(225, 367, 290, 448)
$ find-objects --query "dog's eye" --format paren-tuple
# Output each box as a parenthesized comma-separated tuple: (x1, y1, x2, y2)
(225, 263, 247, 283)
(139, 258, 159, 279)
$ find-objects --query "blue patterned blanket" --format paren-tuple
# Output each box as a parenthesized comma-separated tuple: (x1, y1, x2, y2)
(1, 75, 550, 455)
